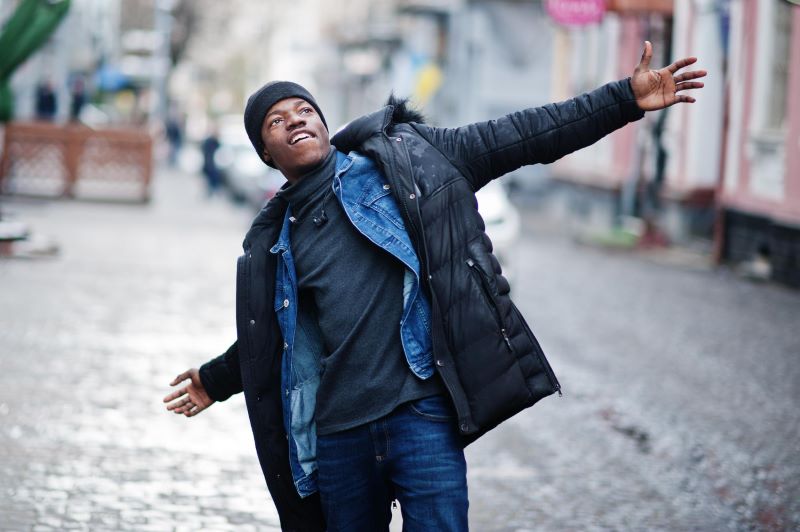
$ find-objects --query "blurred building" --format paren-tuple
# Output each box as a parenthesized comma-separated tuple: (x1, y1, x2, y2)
(315, 0, 556, 189)
(3, 0, 121, 122)
(173, 0, 555, 183)
(317, 0, 555, 130)
(146, 0, 800, 284)
(1, 0, 188, 125)
(720, 0, 800, 286)
(545, 0, 799, 286)
(175, 1, 553, 127)
(546, 0, 722, 241)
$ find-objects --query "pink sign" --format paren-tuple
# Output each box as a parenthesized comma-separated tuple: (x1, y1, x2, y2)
(546, 0, 607, 26)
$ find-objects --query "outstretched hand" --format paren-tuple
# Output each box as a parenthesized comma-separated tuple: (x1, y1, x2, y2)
(163, 368, 214, 417)
(631, 41, 707, 111)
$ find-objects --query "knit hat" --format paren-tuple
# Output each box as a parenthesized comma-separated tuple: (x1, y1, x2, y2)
(243, 81, 328, 167)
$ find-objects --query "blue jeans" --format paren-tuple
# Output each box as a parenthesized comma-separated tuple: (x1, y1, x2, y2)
(316, 395, 469, 531)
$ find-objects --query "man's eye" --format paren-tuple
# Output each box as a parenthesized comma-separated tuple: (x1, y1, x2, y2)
(300, 107, 312, 114)
(271, 117, 282, 126)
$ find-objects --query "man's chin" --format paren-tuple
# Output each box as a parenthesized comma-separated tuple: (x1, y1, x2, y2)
(280, 149, 330, 179)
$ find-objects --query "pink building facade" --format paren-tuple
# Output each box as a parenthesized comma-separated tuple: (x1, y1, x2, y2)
(547, 0, 799, 286)
(719, 0, 800, 286)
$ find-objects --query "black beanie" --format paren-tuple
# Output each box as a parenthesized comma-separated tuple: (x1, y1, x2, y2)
(243, 81, 328, 168)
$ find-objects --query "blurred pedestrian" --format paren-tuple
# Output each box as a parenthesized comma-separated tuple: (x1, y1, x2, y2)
(35, 80, 57, 121)
(69, 76, 86, 122)
(200, 125, 221, 196)
(164, 41, 706, 531)
(164, 109, 183, 167)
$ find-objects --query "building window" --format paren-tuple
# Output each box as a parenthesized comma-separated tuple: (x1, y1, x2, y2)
(766, 0, 792, 132)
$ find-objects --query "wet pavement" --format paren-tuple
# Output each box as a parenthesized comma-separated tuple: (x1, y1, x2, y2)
(1, 168, 798, 531)
(467, 213, 800, 531)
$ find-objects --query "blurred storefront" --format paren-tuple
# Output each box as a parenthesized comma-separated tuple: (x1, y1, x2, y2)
(4, 0, 797, 283)
(1, 0, 188, 126)
(546, 0, 799, 286)
(5, 0, 122, 123)
(546, 0, 724, 242)
(0, 0, 181, 203)
(719, 0, 800, 287)
(325, 0, 556, 188)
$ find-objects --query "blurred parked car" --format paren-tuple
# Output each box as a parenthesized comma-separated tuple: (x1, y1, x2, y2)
(214, 115, 284, 209)
(476, 180, 521, 276)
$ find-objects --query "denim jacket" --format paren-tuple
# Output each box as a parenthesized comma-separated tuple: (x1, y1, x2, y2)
(268, 150, 433, 497)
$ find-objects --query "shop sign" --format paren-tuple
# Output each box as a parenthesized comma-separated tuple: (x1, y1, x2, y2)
(545, 0, 606, 26)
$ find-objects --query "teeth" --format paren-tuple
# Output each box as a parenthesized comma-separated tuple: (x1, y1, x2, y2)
(291, 134, 310, 144)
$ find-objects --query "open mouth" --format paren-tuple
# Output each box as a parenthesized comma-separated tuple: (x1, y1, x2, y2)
(289, 132, 314, 145)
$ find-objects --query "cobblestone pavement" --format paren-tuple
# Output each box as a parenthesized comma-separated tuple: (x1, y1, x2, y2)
(467, 215, 800, 531)
(1, 169, 798, 531)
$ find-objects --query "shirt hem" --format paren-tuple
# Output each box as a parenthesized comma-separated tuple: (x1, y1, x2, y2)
(316, 389, 443, 436)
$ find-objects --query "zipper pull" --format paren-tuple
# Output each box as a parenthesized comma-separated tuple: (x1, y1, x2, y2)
(501, 328, 513, 351)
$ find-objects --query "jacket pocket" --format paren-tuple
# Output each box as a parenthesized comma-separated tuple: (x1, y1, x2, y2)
(466, 258, 513, 352)
(358, 173, 407, 231)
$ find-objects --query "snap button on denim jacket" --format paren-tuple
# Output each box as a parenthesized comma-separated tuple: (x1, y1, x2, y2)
(269, 150, 433, 497)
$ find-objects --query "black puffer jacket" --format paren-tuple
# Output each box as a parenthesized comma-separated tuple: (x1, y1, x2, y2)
(199, 78, 644, 531)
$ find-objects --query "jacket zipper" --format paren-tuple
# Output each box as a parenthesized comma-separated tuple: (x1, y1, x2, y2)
(466, 258, 514, 352)
(511, 305, 562, 396)
(237, 252, 256, 361)
(391, 130, 558, 417)
(392, 132, 466, 427)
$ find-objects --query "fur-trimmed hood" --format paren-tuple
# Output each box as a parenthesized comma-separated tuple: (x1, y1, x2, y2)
(330, 94, 425, 154)
(385, 94, 426, 125)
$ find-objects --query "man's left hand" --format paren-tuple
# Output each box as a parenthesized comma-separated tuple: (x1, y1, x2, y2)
(631, 41, 707, 111)
(163, 368, 215, 417)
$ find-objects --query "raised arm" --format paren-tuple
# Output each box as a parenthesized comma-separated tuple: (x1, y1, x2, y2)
(414, 78, 643, 190)
(414, 41, 705, 191)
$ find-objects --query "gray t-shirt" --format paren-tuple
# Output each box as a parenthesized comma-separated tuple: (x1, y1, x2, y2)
(278, 149, 441, 435)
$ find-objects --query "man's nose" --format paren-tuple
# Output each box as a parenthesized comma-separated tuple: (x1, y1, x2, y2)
(286, 112, 305, 128)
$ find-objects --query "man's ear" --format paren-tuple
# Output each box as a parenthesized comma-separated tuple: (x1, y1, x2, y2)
(261, 148, 271, 163)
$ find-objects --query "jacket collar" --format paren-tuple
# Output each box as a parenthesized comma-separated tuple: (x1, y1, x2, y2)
(242, 106, 389, 253)
(330, 106, 393, 154)
(330, 94, 426, 153)
(242, 189, 287, 251)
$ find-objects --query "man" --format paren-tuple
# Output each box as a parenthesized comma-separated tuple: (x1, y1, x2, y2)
(35, 79, 57, 121)
(164, 42, 705, 531)
(200, 124, 222, 197)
